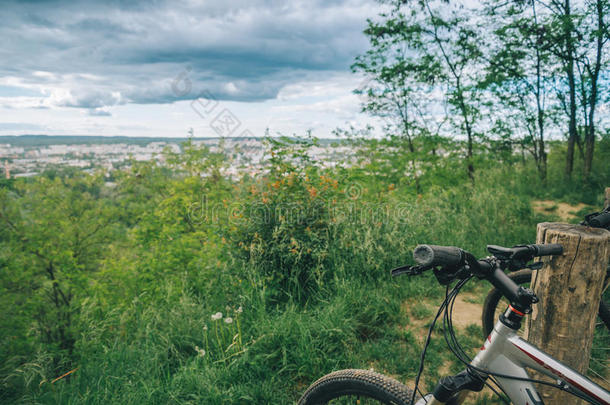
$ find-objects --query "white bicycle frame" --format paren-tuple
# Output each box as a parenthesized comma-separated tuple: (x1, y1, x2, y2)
(421, 316, 610, 405)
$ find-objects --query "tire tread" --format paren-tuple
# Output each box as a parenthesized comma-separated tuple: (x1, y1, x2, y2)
(298, 369, 415, 405)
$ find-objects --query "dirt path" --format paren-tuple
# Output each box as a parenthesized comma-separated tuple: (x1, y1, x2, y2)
(532, 200, 591, 221)
(451, 293, 483, 329)
(402, 292, 482, 337)
(402, 292, 506, 404)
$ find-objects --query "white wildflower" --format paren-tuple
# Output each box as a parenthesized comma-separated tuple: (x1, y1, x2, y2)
(194, 345, 206, 357)
(211, 312, 223, 321)
(224, 317, 233, 324)
(236, 306, 243, 314)
(203, 325, 208, 331)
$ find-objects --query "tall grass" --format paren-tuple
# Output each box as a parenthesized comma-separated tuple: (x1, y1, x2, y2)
(2, 137, 609, 404)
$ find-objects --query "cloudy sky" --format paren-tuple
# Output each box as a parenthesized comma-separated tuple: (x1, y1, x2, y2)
(0, 0, 384, 138)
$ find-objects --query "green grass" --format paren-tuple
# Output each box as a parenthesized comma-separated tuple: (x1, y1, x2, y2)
(1, 138, 609, 404)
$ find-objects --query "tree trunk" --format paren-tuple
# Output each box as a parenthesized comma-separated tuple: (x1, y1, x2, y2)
(604, 187, 610, 209)
(540, 147, 547, 182)
(563, 0, 578, 179)
(583, 0, 604, 178)
(460, 92, 475, 184)
(565, 65, 577, 179)
(527, 222, 610, 404)
(533, 8, 547, 182)
(584, 134, 595, 178)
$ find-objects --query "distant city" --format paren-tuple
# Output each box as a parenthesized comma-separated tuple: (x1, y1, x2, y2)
(0, 135, 352, 180)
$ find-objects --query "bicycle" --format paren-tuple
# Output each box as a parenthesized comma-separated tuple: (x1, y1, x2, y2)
(298, 243, 610, 404)
(481, 207, 610, 382)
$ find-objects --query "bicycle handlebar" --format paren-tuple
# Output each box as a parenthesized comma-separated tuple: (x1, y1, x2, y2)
(413, 245, 463, 267)
(589, 211, 610, 228)
(410, 243, 563, 310)
(532, 243, 563, 256)
(413, 243, 563, 269)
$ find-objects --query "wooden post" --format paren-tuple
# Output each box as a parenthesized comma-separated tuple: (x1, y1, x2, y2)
(604, 187, 610, 209)
(527, 222, 610, 404)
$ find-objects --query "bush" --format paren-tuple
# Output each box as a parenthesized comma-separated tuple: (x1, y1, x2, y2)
(227, 137, 345, 304)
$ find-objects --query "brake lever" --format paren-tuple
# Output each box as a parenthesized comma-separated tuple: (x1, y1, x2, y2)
(526, 261, 543, 270)
(390, 264, 429, 277)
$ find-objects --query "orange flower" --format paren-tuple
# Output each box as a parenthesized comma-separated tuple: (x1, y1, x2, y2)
(262, 197, 269, 204)
(272, 180, 280, 189)
(308, 187, 317, 198)
(388, 183, 395, 191)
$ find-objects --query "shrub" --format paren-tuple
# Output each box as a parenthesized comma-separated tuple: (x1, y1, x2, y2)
(227, 137, 344, 303)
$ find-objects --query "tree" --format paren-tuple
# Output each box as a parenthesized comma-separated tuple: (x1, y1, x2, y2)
(482, 0, 559, 180)
(576, 0, 610, 177)
(555, 0, 580, 178)
(419, 0, 483, 182)
(539, 0, 609, 178)
(352, 7, 445, 192)
(0, 174, 118, 359)
(354, 0, 483, 182)
(111, 139, 232, 299)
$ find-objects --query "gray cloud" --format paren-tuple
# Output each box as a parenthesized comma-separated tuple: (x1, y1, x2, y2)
(88, 108, 112, 117)
(0, 122, 47, 131)
(1, 0, 377, 110)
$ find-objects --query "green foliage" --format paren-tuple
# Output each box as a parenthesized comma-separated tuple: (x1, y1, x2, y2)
(227, 137, 344, 304)
(0, 173, 119, 361)
(354, 0, 485, 181)
(1, 135, 609, 404)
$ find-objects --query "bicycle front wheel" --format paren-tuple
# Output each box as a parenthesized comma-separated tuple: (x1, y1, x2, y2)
(298, 369, 417, 405)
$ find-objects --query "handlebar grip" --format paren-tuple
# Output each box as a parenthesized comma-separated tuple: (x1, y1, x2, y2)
(532, 243, 563, 256)
(590, 211, 610, 228)
(413, 244, 463, 267)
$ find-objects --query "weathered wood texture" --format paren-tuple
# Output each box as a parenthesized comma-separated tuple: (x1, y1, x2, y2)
(526, 222, 610, 404)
